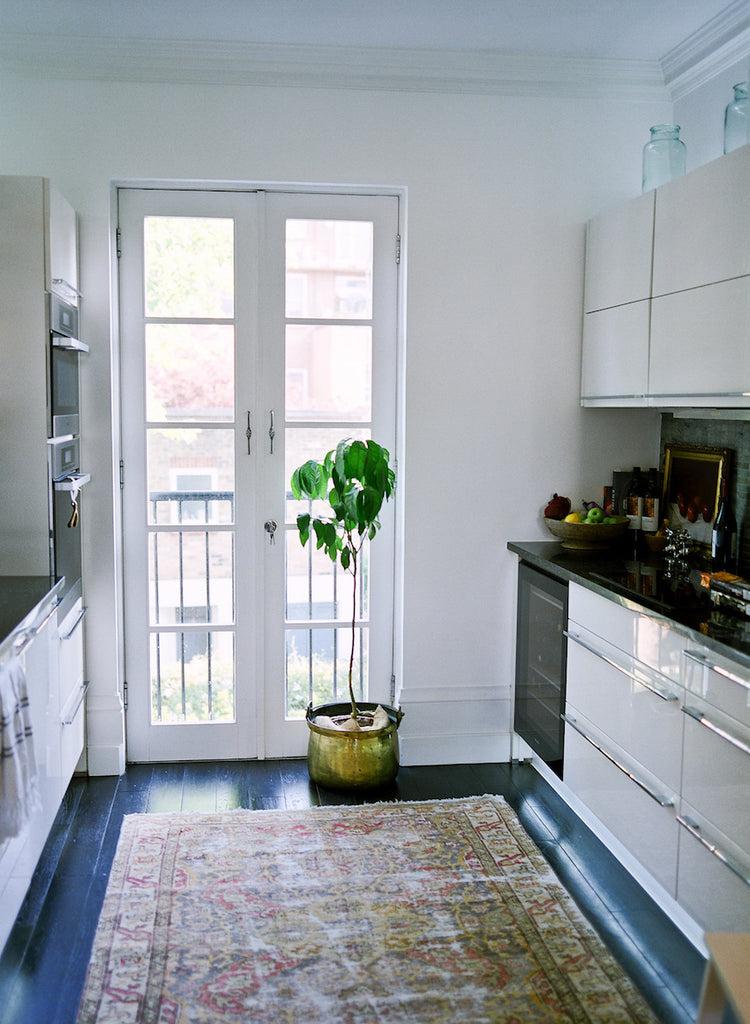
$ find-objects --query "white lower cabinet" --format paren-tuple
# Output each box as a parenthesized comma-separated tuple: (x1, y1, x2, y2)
(563, 713, 679, 895)
(57, 597, 87, 780)
(563, 582, 750, 935)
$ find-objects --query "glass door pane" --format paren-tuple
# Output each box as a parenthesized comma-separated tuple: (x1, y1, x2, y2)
(283, 218, 375, 717)
(143, 215, 237, 726)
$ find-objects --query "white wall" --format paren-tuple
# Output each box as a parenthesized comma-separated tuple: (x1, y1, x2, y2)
(0, 73, 673, 768)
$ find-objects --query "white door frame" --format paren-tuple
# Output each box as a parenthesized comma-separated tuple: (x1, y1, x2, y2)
(110, 178, 407, 762)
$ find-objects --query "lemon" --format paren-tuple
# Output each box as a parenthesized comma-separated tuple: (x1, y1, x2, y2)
(564, 512, 583, 523)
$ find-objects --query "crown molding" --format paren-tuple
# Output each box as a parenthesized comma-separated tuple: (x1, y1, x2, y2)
(662, 0, 750, 101)
(0, 33, 669, 99)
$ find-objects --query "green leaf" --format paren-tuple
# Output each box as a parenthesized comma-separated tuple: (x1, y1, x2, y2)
(296, 513, 311, 545)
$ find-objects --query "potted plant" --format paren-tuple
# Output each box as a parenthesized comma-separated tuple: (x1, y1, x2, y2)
(290, 437, 403, 789)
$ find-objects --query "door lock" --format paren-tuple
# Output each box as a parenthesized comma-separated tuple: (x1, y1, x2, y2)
(264, 520, 277, 544)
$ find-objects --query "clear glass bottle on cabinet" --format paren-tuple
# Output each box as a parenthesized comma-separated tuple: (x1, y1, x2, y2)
(724, 82, 749, 154)
(642, 124, 686, 193)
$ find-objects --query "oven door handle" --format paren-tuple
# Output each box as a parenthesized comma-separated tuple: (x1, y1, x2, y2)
(54, 473, 91, 492)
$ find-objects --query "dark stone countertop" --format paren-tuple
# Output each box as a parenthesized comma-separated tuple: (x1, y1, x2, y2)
(508, 539, 750, 672)
(0, 575, 61, 653)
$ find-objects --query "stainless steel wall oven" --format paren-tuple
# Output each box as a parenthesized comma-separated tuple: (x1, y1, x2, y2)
(47, 291, 89, 596)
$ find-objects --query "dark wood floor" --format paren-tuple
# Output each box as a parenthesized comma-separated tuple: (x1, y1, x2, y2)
(0, 759, 706, 1024)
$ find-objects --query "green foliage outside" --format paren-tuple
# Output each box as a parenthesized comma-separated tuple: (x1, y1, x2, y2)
(153, 654, 234, 724)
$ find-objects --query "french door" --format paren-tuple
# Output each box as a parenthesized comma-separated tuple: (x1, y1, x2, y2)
(118, 186, 400, 761)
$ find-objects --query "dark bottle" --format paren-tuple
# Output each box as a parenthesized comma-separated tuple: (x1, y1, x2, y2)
(712, 478, 738, 572)
(625, 466, 644, 558)
(642, 468, 660, 535)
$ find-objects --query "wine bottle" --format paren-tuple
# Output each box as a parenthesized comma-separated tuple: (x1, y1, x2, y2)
(642, 468, 660, 534)
(712, 478, 738, 572)
(625, 466, 643, 558)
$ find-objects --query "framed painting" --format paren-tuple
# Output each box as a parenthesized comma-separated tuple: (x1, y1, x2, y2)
(661, 444, 729, 551)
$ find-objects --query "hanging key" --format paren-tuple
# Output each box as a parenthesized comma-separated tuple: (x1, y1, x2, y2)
(68, 497, 79, 529)
(264, 519, 277, 545)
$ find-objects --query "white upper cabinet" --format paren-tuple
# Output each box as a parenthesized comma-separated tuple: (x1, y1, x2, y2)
(649, 276, 750, 398)
(652, 144, 750, 297)
(584, 191, 654, 312)
(581, 191, 654, 403)
(45, 180, 78, 298)
(581, 143, 750, 407)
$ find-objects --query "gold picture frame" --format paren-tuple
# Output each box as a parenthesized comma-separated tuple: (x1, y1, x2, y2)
(661, 444, 729, 551)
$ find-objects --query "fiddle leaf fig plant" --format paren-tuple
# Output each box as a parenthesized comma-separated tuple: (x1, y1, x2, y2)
(290, 438, 396, 725)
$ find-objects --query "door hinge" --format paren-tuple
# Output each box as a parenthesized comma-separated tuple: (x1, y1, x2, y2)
(390, 673, 397, 703)
(116, 226, 122, 259)
(123, 679, 128, 710)
(395, 233, 401, 265)
(119, 458, 125, 489)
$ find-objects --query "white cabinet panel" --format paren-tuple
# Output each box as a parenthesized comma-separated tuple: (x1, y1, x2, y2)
(677, 804, 750, 933)
(653, 143, 750, 297)
(566, 629, 683, 793)
(568, 582, 685, 685)
(581, 300, 649, 401)
(563, 719, 679, 895)
(46, 181, 78, 296)
(584, 191, 654, 312)
(649, 276, 750, 398)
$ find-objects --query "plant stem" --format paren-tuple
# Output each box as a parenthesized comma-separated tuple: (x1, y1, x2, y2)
(348, 542, 358, 719)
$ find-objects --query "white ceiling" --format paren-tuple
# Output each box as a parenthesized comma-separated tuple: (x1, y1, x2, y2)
(0, 0, 742, 62)
(1, 0, 748, 97)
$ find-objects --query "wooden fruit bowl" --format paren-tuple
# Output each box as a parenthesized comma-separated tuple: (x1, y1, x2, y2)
(544, 516, 630, 550)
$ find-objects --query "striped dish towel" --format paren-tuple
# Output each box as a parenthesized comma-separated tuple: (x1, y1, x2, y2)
(0, 656, 40, 840)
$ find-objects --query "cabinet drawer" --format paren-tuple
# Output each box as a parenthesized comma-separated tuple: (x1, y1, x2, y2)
(677, 803, 750, 932)
(57, 600, 85, 707)
(566, 628, 683, 792)
(568, 583, 685, 683)
(683, 645, 750, 728)
(563, 716, 678, 895)
(680, 696, 750, 852)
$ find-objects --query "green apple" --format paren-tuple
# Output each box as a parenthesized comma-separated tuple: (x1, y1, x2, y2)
(586, 507, 604, 523)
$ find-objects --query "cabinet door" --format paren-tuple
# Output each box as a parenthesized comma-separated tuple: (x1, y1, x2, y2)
(581, 300, 650, 401)
(584, 191, 654, 312)
(566, 628, 683, 793)
(57, 599, 86, 781)
(45, 180, 78, 296)
(563, 717, 679, 895)
(653, 144, 750, 297)
(649, 276, 750, 397)
(677, 804, 750, 932)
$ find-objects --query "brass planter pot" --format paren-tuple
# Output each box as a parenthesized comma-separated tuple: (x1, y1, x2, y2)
(306, 701, 404, 791)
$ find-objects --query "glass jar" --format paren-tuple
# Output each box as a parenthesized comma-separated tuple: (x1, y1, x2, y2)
(724, 82, 749, 154)
(642, 124, 686, 193)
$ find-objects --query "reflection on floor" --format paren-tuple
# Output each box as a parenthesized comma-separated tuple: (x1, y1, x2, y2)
(0, 760, 706, 1024)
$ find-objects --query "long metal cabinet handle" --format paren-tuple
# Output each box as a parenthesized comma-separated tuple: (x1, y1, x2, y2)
(681, 705, 750, 758)
(61, 680, 90, 726)
(10, 601, 60, 661)
(59, 606, 87, 641)
(561, 713, 675, 807)
(246, 411, 252, 454)
(676, 814, 750, 887)
(564, 629, 678, 702)
(268, 410, 275, 455)
(683, 649, 750, 692)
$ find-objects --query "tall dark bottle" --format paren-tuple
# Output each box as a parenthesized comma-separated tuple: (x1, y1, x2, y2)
(712, 478, 738, 572)
(625, 466, 643, 556)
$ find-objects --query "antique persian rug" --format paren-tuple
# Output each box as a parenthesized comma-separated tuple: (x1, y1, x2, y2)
(76, 796, 661, 1024)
